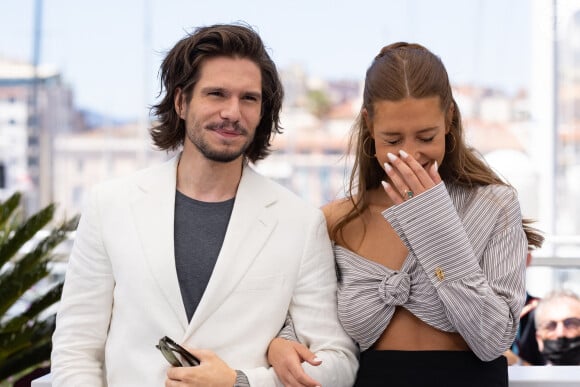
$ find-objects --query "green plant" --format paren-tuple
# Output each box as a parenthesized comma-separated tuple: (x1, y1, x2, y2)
(0, 192, 79, 382)
(306, 89, 332, 119)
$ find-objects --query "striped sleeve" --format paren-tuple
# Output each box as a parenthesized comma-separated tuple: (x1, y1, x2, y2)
(383, 182, 527, 361)
(276, 312, 299, 341)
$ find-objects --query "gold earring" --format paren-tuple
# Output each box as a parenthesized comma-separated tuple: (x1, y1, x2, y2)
(447, 131, 456, 153)
(362, 137, 375, 158)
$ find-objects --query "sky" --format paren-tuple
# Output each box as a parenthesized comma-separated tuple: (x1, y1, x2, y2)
(0, 0, 535, 121)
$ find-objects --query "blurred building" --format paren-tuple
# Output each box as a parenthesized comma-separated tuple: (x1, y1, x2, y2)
(558, 6, 580, 237)
(53, 123, 170, 220)
(47, 69, 544, 215)
(257, 104, 354, 207)
(279, 65, 309, 108)
(0, 55, 547, 226)
(0, 58, 77, 213)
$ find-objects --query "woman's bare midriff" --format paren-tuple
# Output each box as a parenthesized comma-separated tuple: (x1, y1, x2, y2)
(372, 306, 469, 351)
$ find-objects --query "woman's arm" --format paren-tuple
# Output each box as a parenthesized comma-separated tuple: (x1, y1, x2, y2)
(384, 183, 527, 361)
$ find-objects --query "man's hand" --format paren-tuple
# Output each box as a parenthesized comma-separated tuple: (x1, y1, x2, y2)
(165, 348, 236, 387)
(268, 337, 322, 387)
(503, 349, 530, 366)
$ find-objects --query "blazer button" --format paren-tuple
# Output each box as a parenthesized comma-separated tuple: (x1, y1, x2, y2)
(435, 267, 445, 281)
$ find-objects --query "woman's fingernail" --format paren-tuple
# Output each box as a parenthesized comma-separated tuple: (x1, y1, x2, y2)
(387, 152, 397, 162)
(381, 180, 389, 190)
(384, 163, 392, 173)
(399, 149, 408, 158)
(313, 357, 322, 362)
(432, 161, 438, 171)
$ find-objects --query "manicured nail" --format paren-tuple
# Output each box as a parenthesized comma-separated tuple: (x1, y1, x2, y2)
(399, 149, 408, 158)
(387, 152, 397, 162)
(432, 161, 438, 172)
(313, 357, 322, 363)
(384, 163, 392, 173)
(381, 180, 389, 190)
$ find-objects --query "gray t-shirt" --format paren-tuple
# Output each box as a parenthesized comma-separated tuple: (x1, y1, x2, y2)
(174, 190, 234, 321)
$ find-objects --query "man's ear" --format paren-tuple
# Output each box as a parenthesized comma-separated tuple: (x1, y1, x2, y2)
(362, 108, 374, 138)
(174, 88, 185, 119)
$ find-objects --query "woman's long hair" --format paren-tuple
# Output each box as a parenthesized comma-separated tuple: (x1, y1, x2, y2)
(332, 42, 543, 249)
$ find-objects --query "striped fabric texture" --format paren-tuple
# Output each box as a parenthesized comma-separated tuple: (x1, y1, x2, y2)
(336, 182, 528, 361)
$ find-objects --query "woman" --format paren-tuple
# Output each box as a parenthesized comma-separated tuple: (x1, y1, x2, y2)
(268, 42, 544, 387)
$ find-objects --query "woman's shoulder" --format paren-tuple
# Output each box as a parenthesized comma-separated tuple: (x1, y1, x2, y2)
(322, 197, 354, 226)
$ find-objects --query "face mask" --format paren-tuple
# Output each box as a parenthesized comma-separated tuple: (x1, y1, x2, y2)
(541, 336, 580, 365)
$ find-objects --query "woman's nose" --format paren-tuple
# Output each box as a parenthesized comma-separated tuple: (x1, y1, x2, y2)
(400, 147, 419, 160)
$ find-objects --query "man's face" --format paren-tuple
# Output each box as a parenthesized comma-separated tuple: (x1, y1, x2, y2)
(536, 298, 580, 348)
(175, 56, 263, 163)
(536, 297, 580, 365)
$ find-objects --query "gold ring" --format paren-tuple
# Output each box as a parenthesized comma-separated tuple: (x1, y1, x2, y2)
(405, 190, 414, 199)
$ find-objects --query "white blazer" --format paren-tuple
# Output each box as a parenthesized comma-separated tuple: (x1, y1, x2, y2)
(51, 155, 358, 387)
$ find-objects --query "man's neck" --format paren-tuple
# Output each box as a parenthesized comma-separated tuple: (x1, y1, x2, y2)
(176, 151, 244, 202)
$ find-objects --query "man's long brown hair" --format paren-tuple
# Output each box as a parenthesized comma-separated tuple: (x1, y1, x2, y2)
(150, 23, 284, 163)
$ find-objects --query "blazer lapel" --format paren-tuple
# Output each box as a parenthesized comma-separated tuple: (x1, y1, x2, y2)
(131, 155, 189, 331)
(184, 166, 278, 337)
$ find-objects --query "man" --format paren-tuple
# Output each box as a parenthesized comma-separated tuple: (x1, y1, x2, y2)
(504, 251, 544, 366)
(534, 289, 580, 365)
(51, 23, 358, 386)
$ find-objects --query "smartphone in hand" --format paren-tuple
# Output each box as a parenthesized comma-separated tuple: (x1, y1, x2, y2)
(156, 336, 200, 367)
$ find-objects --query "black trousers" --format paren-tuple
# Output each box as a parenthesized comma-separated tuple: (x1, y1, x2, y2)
(354, 350, 508, 387)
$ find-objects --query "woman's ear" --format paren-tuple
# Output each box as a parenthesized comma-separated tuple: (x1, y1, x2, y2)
(445, 103, 455, 134)
(174, 88, 185, 119)
(362, 108, 374, 138)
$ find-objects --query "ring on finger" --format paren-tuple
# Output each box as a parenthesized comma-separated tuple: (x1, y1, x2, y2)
(405, 190, 414, 199)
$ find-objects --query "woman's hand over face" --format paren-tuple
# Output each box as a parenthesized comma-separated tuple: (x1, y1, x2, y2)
(381, 150, 441, 205)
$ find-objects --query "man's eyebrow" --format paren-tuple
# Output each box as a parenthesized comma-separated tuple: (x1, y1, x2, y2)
(200, 86, 227, 93)
(244, 91, 262, 99)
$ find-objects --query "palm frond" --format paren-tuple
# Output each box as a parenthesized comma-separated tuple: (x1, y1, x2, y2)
(0, 315, 54, 359)
(0, 192, 21, 230)
(0, 203, 55, 268)
(0, 193, 79, 383)
(0, 315, 55, 380)
(0, 282, 63, 333)
(0, 215, 78, 317)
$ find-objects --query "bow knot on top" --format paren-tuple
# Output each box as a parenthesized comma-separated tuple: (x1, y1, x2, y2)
(378, 272, 410, 305)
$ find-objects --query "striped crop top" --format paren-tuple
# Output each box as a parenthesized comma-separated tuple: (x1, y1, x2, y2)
(335, 182, 528, 361)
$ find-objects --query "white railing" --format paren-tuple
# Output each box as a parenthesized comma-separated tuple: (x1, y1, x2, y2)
(31, 367, 580, 386)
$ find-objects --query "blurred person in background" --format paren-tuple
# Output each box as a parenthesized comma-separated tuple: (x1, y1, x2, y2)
(534, 289, 580, 365)
(267, 42, 544, 387)
(504, 251, 544, 366)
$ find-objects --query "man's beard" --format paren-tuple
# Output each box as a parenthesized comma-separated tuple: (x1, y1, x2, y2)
(187, 121, 251, 163)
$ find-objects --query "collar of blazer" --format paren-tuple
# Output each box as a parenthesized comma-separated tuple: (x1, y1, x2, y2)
(130, 153, 279, 333)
